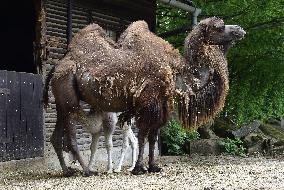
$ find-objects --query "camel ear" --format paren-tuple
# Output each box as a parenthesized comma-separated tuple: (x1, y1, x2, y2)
(199, 17, 224, 29)
(212, 17, 225, 29)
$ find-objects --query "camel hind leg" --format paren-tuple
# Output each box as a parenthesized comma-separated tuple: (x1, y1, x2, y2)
(148, 128, 161, 173)
(88, 133, 100, 171)
(52, 73, 94, 176)
(50, 110, 75, 177)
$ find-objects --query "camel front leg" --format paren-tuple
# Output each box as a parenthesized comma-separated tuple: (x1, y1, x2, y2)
(148, 129, 162, 173)
(131, 128, 148, 175)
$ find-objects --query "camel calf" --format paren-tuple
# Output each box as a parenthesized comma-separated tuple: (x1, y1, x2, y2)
(68, 111, 137, 173)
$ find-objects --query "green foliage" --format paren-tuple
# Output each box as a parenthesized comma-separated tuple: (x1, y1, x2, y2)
(157, 0, 284, 125)
(161, 120, 186, 155)
(185, 130, 200, 142)
(156, 2, 190, 52)
(219, 138, 247, 157)
(161, 119, 200, 155)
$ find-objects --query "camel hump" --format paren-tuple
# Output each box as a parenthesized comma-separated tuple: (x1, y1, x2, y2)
(125, 20, 149, 33)
(118, 20, 150, 43)
(118, 20, 172, 49)
(81, 23, 105, 34)
(69, 23, 108, 49)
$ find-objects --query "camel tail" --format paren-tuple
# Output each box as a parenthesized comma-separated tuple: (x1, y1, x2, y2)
(43, 65, 55, 108)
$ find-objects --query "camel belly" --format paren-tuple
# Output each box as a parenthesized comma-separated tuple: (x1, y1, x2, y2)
(77, 79, 133, 112)
(85, 95, 132, 112)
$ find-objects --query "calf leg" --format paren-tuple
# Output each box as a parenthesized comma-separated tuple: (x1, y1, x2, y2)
(115, 122, 130, 172)
(103, 113, 116, 173)
(128, 125, 138, 171)
(104, 131, 113, 173)
(88, 133, 100, 171)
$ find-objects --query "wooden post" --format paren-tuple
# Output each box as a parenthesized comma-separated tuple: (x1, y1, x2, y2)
(67, 0, 73, 47)
(33, 0, 46, 74)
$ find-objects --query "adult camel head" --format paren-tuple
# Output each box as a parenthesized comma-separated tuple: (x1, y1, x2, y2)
(177, 17, 245, 129)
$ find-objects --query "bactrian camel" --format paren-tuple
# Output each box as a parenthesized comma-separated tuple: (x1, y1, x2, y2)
(43, 17, 245, 176)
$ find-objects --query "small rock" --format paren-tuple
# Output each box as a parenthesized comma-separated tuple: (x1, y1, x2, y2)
(232, 120, 262, 138)
(189, 139, 222, 156)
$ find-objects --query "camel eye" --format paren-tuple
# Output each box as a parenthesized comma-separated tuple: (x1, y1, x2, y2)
(216, 26, 225, 32)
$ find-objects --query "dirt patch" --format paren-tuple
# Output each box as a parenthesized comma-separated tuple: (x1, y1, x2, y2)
(1, 155, 284, 190)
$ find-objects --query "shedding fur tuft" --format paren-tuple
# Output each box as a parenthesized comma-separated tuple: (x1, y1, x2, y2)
(178, 70, 228, 129)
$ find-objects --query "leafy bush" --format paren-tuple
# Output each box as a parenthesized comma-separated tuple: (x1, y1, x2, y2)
(219, 138, 246, 157)
(185, 130, 200, 142)
(161, 119, 200, 155)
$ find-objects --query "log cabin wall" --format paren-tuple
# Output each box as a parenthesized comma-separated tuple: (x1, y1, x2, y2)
(43, 0, 156, 151)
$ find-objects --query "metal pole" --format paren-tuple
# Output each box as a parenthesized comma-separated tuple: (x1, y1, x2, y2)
(159, 0, 201, 30)
(67, 0, 73, 47)
(191, 10, 198, 28)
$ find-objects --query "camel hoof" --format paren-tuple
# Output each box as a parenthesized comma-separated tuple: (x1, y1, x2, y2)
(63, 167, 77, 177)
(114, 168, 122, 173)
(127, 167, 134, 172)
(82, 170, 98, 177)
(107, 169, 113, 174)
(148, 165, 162, 173)
(131, 164, 147, 175)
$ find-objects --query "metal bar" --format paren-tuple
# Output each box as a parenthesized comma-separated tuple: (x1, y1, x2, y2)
(159, 0, 201, 15)
(191, 12, 198, 27)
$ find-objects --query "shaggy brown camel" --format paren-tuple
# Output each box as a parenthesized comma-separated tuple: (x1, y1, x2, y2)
(43, 17, 245, 176)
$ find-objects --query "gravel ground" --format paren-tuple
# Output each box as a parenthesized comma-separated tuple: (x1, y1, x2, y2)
(1, 155, 284, 190)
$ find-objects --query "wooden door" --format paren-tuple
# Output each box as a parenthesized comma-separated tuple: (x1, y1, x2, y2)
(0, 70, 43, 162)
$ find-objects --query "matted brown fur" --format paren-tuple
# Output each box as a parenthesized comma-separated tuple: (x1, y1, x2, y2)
(178, 44, 229, 128)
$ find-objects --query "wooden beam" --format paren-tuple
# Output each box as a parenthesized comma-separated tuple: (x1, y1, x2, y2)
(67, 0, 73, 47)
(73, 0, 156, 31)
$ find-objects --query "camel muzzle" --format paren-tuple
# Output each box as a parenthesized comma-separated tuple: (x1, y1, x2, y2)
(226, 25, 246, 40)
